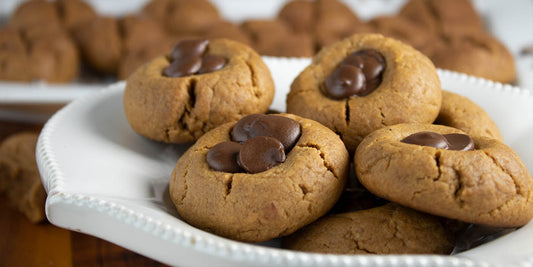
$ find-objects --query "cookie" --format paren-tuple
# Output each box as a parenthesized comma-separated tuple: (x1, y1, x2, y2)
(355, 123, 533, 227)
(368, 15, 436, 52)
(282, 203, 455, 254)
(124, 38, 275, 143)
(117, 15, 173, 79)
(0, 27, 31, 82)
(0, 25, 79, 83)
(72, 16, 122, 74)
(27, 29, 80, 83)
(435, 91, 503, 141)
(429, 33, 516, 84)
(287, 34, 442, 151)
(169, 114, 349, 242)
(142, 0, 220, 36)
(241, 19, 314, 57)
(201, 21, 252, 46)
(56, 0, 97, 31)
(278, 0, 314, 34)
(399, 0, 484, 37)
(313, 0, 370, 50)
(9, 0, 62, 33)
(278, 0, 371, 51)
(118, 38, 175, 80)
(0, 132, 46, 223)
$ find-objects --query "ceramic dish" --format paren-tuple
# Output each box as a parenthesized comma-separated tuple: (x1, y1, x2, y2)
(36, 56, 533, 266)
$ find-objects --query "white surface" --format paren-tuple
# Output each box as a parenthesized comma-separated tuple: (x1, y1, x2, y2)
(37, 57, 533, 267)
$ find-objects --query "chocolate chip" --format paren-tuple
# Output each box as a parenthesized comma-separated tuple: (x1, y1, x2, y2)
(206, 141, 243, 173)
(401, 131, 450, 149)
(324, 49, 386, 99)
(163, 56, 202, 78)
(170, 39, 209, 60)
(342, 49, 385, 85)
(163, 39, 227, 77)
(238, 136, 286, 174)
(231, 114, 266, 143)
(198, 54, 227, 74)
(231, 114, 301, 151)
(443, 133, 475, 151)
(324, 64, 366, 99)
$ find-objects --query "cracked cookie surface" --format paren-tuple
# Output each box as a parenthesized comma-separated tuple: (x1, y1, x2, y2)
(287, 34, 441, 152)
(355, 123, 533, 227)
(282, 203, 455, 254)
(169, 114, 349, 242)
(435, 90, 503, 141)
(123, 38, 275, 143)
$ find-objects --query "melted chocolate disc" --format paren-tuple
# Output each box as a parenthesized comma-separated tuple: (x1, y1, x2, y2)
(401, 131, 450, 149)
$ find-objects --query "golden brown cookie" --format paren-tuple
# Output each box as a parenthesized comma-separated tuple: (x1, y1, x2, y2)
(118, 39, 175, 80)
(142, 0, 220, 36)
(435, 91, 503, 141)
(241, 19, 314, 57)
(201, 21, 252, 46)
(287, 34, 442, 152)
(282, 203, 455, 254)
(0, 132, 46, 223)
(117, 15, 174, 79)
(72, 16, 122, 74)
(278, 0, 371, 51)
(56, 0, 97, 31)
(430, 33, 516, 84)
(0, 27, 31, 82)
(399, 0, 484, 37)
(313, 0, 369, 49)
(124, 38, 275, 143)
(27, 30, 80, 83)
(169, 114, 349, 242)
(355, 123, 533, 227)
(278, 0, 314, 34)
(368, 15, 436, 52)
(0, 25, 79, 83)
(9, 0, 62, 33)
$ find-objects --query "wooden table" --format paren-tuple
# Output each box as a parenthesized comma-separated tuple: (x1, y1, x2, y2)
(0, 120, 168, 267)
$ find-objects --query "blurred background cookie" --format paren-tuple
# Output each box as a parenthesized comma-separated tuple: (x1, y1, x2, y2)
(0, 132, 46, 223)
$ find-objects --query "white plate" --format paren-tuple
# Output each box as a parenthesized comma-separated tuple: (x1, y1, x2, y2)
(37, 56, 533, 266)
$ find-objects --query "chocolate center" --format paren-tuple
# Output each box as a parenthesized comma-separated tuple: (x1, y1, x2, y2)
(442, 133, 475, 151)
(231, 114, 301, 151)
(401, 131, 475, 151)
(324, 49, 386, 99)
(206, 141, 243, 173)
(238, 136, 286, 174)
(163, 39, 227, 78)
(207, 114, 302, 174)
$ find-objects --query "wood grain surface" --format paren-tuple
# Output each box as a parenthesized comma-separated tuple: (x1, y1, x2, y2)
(0, 120, 169, 267)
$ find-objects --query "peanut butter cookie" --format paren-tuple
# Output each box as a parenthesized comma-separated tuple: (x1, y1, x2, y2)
(355, 123, 533, 227)
(124, 38, 275, 143)
(282, 203, 455, 254)
(169, 114, 348, 242)
(287, 34, 442, 151)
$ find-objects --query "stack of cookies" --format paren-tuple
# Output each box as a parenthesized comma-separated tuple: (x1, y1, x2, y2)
(0, 0, 517, 84)
(284, 33, 533, 254)
(123, 32, 532, 255)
